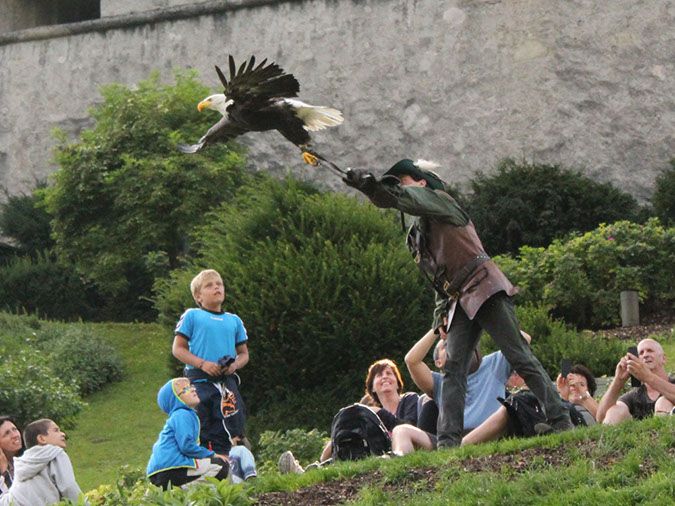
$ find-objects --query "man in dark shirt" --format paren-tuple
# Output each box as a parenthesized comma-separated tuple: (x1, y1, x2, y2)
(597, 338, 675, 423)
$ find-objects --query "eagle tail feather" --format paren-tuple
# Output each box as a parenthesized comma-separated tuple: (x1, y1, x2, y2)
(299, 106, 344, 131)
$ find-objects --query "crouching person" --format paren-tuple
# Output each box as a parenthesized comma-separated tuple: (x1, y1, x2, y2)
(0, 419, 84, 506)
(147, 378, 230, 490)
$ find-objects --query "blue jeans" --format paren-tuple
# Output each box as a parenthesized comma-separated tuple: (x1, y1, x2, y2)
(229, 446, 257, 482)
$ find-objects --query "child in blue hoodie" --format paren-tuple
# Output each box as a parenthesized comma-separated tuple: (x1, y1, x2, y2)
(147, 378, 230, 490)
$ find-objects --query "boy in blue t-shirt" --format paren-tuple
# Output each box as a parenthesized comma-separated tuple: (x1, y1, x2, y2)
(172, 269, 250, 456)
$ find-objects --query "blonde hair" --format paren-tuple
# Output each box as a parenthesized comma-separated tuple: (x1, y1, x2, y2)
(190, 269, 222, 305)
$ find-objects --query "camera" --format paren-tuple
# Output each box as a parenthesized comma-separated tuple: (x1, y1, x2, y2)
(218, 355, 235, 369)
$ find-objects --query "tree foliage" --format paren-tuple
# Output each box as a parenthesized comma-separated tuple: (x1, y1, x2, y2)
(464, 159, 643, 256)
(44, 69, 251, 316)
(0, 182, 53, 257)
(154, 176, 434, 431)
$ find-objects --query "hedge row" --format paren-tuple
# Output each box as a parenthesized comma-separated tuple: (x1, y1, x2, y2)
(495, 219, 674, 328)
(0, 312, 124, 428)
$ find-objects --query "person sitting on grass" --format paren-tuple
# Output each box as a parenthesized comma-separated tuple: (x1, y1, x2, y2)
(147, 378, 230, 490)
(0, 419, 84, 506)
(278, 358, 419, 473)
(390, 328, 523, 455)
(461, 364, 598, 446)
(0, 416, 23, 494)
(596, 338, 675, 424)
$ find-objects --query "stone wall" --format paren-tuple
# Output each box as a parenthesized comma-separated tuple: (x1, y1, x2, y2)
(0, 0, 673, 201)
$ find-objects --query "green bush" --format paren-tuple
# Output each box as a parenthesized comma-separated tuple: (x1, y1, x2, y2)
(465, 159, 643, 256)
(255, 428, 329, 474)
(47, 329, 125, 395)
(154, 176, 434, 432)
(44, 69, 251, 321)
(495, 219, 675, 328)
(0, 252, 96, 321)
(61, 476, 253, 505)
(0, 312, 124, 401)
(651, 159, 675, 226)
(0, 182, 53, 257)
(480, 304, 625, 379)
(0, 351, 84, 429)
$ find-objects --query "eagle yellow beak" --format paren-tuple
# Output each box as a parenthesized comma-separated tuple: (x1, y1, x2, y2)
(197, 99, 210, 112)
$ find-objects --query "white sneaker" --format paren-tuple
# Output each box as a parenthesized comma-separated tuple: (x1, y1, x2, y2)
(278, 451, 305, 474)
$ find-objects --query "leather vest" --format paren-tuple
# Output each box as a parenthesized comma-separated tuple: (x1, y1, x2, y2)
(407, 217, 518, 320)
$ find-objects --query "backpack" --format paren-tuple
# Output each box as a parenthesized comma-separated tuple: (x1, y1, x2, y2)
(567, 402, 596, 427)
(330, 403, 392, 461)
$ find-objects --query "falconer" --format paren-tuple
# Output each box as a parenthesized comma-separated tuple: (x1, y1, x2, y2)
(344, 159, 573, 447)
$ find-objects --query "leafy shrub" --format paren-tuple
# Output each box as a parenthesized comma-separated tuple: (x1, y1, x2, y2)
(0, 312, 124, 403)
(495, 219, 675, 328)
(154, 176, 434, 432)
(0, 182, 53, 257)
(44, 69, 251, 321)
(255, 428, 329, 474)
(480, 304, 625, 379)
(47, 328, 125, 395)
(651, 159, 675, 226)
(465, 159, 643, 256)
(0, 351, 84, 429)
(0, 252, 96, 321)
(62, 477, 253, 506)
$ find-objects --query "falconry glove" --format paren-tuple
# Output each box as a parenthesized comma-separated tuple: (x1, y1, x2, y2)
(343, 169, 376, 192)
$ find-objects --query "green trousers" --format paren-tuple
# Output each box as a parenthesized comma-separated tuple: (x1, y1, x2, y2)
(437, 292, 570, 447)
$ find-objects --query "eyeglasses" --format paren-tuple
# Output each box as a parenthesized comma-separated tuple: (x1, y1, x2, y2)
(177, 383, 195, 395)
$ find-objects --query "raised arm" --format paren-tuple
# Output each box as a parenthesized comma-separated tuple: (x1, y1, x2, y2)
(626, 355, 675, 403)
(405, 329, 439, 397)
(596, 357, 630, 423)
(344, 170, 469, 224)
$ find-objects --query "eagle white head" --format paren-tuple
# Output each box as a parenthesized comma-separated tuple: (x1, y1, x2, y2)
(197, 94, 233, 116)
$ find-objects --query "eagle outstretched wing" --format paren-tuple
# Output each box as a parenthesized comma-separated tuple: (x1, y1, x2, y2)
(177, 117, 247, 153)
(216, 55, 300, 107)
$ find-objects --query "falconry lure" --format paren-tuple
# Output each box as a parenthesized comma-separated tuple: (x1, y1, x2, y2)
(178, 55, 344, 166)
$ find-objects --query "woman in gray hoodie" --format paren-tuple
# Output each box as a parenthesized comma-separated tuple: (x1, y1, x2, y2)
(0, 419, 84, 506)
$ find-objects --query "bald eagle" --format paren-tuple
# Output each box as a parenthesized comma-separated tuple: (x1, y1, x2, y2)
(178, 55, 343, 166)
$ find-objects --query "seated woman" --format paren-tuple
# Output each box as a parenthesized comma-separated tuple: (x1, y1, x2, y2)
(0, 416, 23, 494)
(462, 364, 598, 446)
(278, 358, 418, 473)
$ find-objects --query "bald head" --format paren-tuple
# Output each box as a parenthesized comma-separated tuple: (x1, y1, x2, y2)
(637, 338, 667, 373)
(638, 339, 664, 354)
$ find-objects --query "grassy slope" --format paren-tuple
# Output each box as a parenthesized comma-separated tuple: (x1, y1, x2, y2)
(67, 322, 675, 497)
(248, 416, 674, 505)
(66, 322, 172, 492)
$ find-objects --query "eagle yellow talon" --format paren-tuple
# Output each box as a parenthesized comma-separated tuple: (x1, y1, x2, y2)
(303, 152, 319, 166)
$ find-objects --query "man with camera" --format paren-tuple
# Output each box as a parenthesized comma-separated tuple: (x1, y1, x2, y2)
(596, 338, 675, 423)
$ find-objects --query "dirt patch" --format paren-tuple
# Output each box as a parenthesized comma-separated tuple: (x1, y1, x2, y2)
(254, 471, 383, 506)
(589, 311, 674, 341)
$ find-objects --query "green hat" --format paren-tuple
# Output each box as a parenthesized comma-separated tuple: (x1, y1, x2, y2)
(383, 159, 445, 190)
